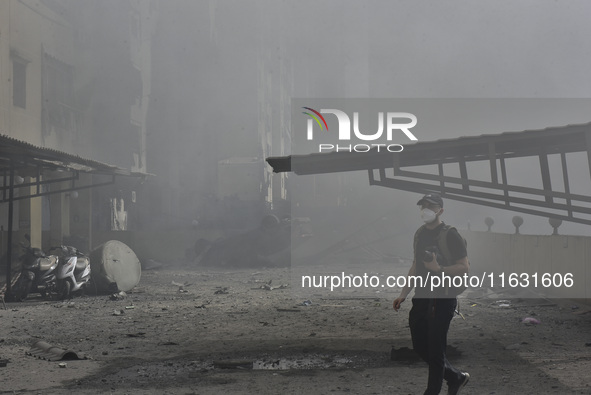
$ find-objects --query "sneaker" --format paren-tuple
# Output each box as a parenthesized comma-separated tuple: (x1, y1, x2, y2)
(448, 372, 470, 395)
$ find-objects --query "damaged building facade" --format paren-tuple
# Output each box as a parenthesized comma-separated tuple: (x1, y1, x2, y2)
(1, 1, 368, 264)
(0, 0, 154, 252)
(144, 2, 371, 232)
(142, 1, 290, 232)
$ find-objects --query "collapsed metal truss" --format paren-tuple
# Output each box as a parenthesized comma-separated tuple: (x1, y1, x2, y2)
(266, 122, 591, 226)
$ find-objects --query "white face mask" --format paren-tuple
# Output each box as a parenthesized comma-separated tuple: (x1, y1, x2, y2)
(421, 208, 439, 224)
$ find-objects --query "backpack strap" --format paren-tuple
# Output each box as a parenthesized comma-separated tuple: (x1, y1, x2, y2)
(436, 225, 469, 297)
(417, 224, 467, 297)
(435, 225, 454, 266)
(413, 224, 427, 260)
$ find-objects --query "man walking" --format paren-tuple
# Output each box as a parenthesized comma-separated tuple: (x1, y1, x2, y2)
(393, 193, 470, 395)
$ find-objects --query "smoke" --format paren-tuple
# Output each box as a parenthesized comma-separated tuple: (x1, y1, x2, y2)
(51, 0, 591, 238)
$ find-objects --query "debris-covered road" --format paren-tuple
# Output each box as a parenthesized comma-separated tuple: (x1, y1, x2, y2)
(1, 263, 590, 394)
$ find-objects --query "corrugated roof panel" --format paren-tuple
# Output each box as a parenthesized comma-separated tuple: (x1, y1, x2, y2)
(0, 134, 151, 177)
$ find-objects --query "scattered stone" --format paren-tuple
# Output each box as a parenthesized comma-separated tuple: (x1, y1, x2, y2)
(126, 333, 146, 338)
(172, 281, 192, 293)
(493, 300, 511, 308)
(522, 317, 541, 325)
(110, 292, 126, 301)
(213, 360, 253, 369)
(260, 281, 288, 291)
(158, 341, 179, 346)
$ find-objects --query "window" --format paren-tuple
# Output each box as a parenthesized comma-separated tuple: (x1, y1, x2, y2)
(12, 59, 27, 109)
(43, 54, 74, 108)
(42, 53, 76, 136)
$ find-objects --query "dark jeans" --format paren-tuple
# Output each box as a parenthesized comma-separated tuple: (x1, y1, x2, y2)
(409, 298, 463, 395)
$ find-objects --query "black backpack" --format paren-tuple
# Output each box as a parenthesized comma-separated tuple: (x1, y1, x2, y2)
(413, 224, 468, 297)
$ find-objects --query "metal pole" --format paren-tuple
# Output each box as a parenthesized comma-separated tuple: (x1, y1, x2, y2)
(5, 167, 15, 299)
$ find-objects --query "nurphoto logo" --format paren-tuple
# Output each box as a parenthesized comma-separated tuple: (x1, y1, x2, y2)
(302, 107, 418, 153)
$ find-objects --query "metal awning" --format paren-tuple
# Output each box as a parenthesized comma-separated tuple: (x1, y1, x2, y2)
(1, 134, 152, 300)
(267, 122, 591, 175)
(0, 134, 151, 202)
(266, 121, 591, 226)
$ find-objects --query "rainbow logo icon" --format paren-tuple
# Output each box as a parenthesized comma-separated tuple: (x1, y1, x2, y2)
(302, 107, 328, 131)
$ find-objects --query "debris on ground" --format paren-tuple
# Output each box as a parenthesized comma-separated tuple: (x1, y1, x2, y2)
(27, 340, 86, 361)
(158, 341, 179, 346)
(191, 215, 294, 269)
(258, 280, 289, 291)
(172, 281, 192, 293)
(109, 291, 127, 301)
(213, 360, 253, 370)
(493, 300, 512, 308)
(573, 309, 591, 315)
(2, 265, 590, 394)
(126, 333, 146, 338)
(505, 343, 521, 350)
(522, 317, 541, 325)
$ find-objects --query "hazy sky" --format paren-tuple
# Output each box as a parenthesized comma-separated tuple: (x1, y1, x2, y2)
(151, 0, 591, 235)
(256, 1, 591, 236)
(364, 0, 591, 98)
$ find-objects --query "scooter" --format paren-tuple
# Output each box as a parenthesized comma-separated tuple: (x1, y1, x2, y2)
(53, 245, 91, 300)
(12, 236, 59, 301)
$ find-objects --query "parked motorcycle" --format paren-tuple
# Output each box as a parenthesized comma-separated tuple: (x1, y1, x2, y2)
(12, 236, 59, 301)
(53, 245, 91, 300)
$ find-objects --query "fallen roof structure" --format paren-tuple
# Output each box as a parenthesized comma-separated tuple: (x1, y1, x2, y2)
(266, 122, 591, 226)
